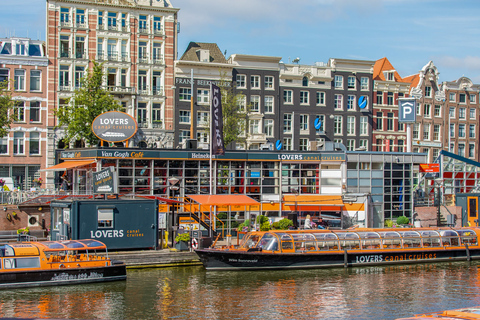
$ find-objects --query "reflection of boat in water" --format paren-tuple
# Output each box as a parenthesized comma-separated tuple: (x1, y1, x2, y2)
(0, 239, 126, 289)
(195, 227, 480, 271)
(396, 306, 480, 319)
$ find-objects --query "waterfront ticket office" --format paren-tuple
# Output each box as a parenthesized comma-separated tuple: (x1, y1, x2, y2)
(50, 198, 158, 250)
(456, 193, 480, 227)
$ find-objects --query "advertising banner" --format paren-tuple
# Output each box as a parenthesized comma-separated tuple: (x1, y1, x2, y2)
(211, 84, 225, 155)
(93, 167, 117, 194)
(92, 111, 138, 143)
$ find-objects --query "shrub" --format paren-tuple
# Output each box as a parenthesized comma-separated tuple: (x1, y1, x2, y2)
(260, 221, 271, 231)
(396, 216, 410, 225)
(272, 218, 293, 230)
(385, 219, 394, 228)
(175, 233, 190, 243)
(237, 220, 250, 232)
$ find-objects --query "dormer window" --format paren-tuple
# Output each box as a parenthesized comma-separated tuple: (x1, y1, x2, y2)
(197, 49, 210, 62)
(16, 43, 26, 55)
(386, 71, 394, 81)
(302, 76, 308, 87)
(0, 42, 11, 55)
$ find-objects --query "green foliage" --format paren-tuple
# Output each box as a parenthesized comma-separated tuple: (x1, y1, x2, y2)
(55, 61, 122, 146)
(17, 227, 29, 234)
(384, 219, 394, 228)
(175, 232, 190, 243)
(272, 218, 293, 230)
(237, 219, 250, 232)
(260, 221, 271, 231)
(256, 215, 269, 225)
(0, 80, 15, 138)
(396, 216, 410, 225)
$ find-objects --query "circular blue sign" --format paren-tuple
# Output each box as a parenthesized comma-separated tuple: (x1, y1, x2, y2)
(275, 140, 283, 150)
(358, 96, 367, 109)
(314, 118, 322, 130)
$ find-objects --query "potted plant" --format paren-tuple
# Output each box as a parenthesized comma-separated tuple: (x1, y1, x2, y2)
(33, 177, 42, 187)
(17, 227, 30, 241)
(396, 216, 410, 227)
(174, 232, 190, 251)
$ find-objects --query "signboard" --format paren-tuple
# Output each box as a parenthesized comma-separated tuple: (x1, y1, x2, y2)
(275, 140, 283, 150)
(398, 99, 416, 123)
(93, 167, 117, 194)
(314, 118, 322, 130)
(211, 84, 225, 155)
(92, 111, 138, 143)
(358, 96, 367, 109)
(419, 164, 440, 173)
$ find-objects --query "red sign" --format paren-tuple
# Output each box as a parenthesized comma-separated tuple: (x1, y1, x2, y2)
(419, 164, 440, 173)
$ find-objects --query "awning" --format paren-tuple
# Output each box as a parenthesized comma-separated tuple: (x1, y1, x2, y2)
(282, 195, 344, 212)
(41, 160, 96, 171)
(186, 194, 259, 212)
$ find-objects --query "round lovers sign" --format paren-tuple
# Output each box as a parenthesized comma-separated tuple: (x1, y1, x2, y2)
(92, 111, 138, 142)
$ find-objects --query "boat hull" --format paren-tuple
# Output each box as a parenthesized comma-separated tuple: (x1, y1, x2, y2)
(0, 264, 126, 289)
(195, 248, 480, 271)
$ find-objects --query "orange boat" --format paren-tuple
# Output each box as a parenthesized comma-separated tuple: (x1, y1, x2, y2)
(195, 227, 480, 270)
(0, 239, 126, 288)
(396, 306, 480, 319)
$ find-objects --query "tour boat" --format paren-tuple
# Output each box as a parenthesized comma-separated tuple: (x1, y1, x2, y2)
(0, 239, 126, 288)
(396, 306, 480, 319)
(194, 227, 480, 270)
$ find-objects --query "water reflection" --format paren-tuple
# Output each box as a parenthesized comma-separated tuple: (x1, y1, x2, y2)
(0, 262, 480, 319)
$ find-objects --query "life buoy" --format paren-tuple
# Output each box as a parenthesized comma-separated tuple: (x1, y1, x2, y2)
(192, 238, 198, 249)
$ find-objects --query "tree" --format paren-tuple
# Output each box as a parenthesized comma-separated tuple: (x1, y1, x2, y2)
(56, 61, 122, 146)
(0, 80, 16, 138)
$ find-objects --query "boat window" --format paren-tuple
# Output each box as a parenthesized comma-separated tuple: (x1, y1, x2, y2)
(278, 233, 294, 251)
(420, 230, 441, 247)
(0, 245, 5, 257)
(80, 240, 106, 248)
(3, 257, 40, 269)
(399, 231, 421, 248)
(357, 232, 381, 249)
(457, 229, 478, 246)
(314, 233, 338, 251)
(243, 234, 261, 249)
(257, 234, 279, 251)
(43, 242, 66, 250)
(291, 234, 316, 252)
(337, 233, 360, 250)
(4, 245, 14, 257)
(378, 231, 402, 248)
(439, 230, 459, 246)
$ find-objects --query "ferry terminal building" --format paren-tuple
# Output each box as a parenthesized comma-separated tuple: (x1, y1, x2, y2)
(49, 145, 428, 228)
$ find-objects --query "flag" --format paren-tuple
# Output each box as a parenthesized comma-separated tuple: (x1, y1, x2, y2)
(211, 84, 225, 155)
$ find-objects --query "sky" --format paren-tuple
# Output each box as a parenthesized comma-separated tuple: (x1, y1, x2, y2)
(2, 0, 480, 82)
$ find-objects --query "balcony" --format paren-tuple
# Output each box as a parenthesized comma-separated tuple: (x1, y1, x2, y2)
(97, 51, 105, 61)
(138, 122, 148, 128)
(138, 85, 149, 95)
(60, 20, 72, 28)
(138, 53, 149, 64)
(153, 55, 164, 65)
(75, 50, 87, 59)
(59, 49, 71, 58)
(139, 27, 148, 34)
(153, 28, 163, 36)
(152, 121, 163, 129)
(152, 86, 163, 96)
(107, 51, 118, 61)
(107, 24, 118, 31)
(76, 22, 87, 29)
(120, 53, 129, 62)
(105, 86, 135, 94)
(59, 82, 70, 91)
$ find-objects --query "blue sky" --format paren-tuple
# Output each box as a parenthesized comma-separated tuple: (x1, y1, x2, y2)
(2, 0, 480, 82)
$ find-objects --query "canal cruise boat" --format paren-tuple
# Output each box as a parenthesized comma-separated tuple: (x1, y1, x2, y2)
(396, 306, 480, 319)
(194, 227, 480, 270)
(0, 239, 126, 288)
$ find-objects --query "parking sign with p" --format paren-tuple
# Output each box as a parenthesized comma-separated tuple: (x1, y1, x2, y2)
(398, 99, 416, 123)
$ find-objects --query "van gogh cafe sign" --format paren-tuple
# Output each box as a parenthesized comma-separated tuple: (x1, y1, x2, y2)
(92, 111, 137, 143)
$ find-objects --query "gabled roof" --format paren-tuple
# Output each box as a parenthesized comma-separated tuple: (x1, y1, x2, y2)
(373, 57, 406, 82)
(179, 42, 227, 64)
(403, 73, 420, 90)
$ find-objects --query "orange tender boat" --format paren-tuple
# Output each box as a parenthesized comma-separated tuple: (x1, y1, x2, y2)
(0, 239, 126, 289)
(397, 306, 480, 319)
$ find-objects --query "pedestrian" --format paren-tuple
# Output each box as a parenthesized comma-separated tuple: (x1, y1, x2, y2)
(304, 214, 312, 229)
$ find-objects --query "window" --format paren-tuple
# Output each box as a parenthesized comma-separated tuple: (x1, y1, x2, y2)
(449, 107, 455, 118)
(264, 119, 274, 137)
(421, 104, 431, 118)
(433, 124, 440, 141)
(423, 124, 430, 140)
(14, 69, 25, 91)
(179, 110, 190, 123)
(152, 71, 162, 95)
(138, 70, 147, 92)
(334, 75, 343, 89)
(75, 66, 84, 88)
(458, 144, 465, 157)
(299, 138, 309, 151)
(347, 116, 355, 135)
(450, 124, 455, 138)
(470, 94, 476, 104)
(264, 96, 274, 113)
(459, 124, 466, 138)
(315, 115, 325, 133)
(98, 10, 103, 26)
(459, 108, 466, 119)
(152, 103, 162, 127)
(14, 102, 25, 122)
(121, 13, 127, 29)
(469, 143, 475, 158)
(236, 74, 246, 88)
(153, 16, 162, 33)
(347, 76, 355, 89)
(121, 69, 127, 87)
(197, 111, 209, 127)
(360, 116, 368, 135)
(250, 96, 260, 112)
(302, 76, 309, 87)
(0, 69, 8, 83)
(139, 15, 147, 32)
(459, 93, 466, 104)
(98, 209, 113, 228)
(376, 112, 383, 130)
(283, 113, 292, 133)
(376, 91, 383, 105)
(197, 89, 209, 104)
(30, 70, 41, 91)
(387, 92, 394, 105)
(361, 77, 369, 90)
(346, 139, 355, 151)
(97, 38, 104, 57)
(434, 105, 441, 117)
(250, 75, 260, 89)
(316, 92, 325, 105)
(237, 95, 246, 112)
(153, 43, 162, 62)
(249, 119, 260, 134)
(299, 114, 308, 132)
(387, 112, 394, 131)
(425, 86, 432, 98)
(413, 123, 419, 139)
(449, 93, 456, 102)
(76, 8, 85, 26)
(137, 102, 147, 126)
(30, 101, 40, 122)
(0, 137, 7, 154)
(265, 76, 274, 89)
(179, 88, 191, 101)
(138, 41, 147, 60)
(334, 115, 342, 135)
(300, 91, 309, 104)
(59, 65, 69, 88)
(60, 7, 70, 24)
(29, 132, 40, 155)
(432, 148, 440, 160)
(470, 108, 476, 120)
(347, 95, 355, 110)
(334, 94, 343, 110)
(283, 90, 292, 104)
(60, 35, 70, 58)
(13, 132, 24, 155)
(121, 40, 128, 61)
(469, 124, 476, 138)
(283, 137, 292, 151)
(398, 140, 404, 153)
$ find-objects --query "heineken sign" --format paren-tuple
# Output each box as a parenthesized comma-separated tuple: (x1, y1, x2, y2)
(93, 167, 117, 194)
(92, 111, 137, 142)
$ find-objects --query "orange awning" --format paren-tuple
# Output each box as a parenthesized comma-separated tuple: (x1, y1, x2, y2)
(42, 160, 96, 171)
(187, 194, 259, 206)
(282, 195, 344, 212)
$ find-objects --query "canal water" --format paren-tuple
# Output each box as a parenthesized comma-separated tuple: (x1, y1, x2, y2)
(1, 262, 480, 320)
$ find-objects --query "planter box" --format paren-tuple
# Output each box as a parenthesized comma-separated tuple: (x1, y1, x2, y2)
(175, 241, 189, 251)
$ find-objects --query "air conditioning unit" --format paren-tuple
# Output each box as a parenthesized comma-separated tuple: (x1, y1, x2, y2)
(28, 215, 39, 227)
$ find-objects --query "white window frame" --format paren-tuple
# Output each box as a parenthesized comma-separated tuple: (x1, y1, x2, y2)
(236, 74, 246, 88)
(334, 75, 343, 89)
(250, 75, 260, 89)
(264, 96, 274, 114)
(316, 91, 325, 106)
(264, 76, 274, 90)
